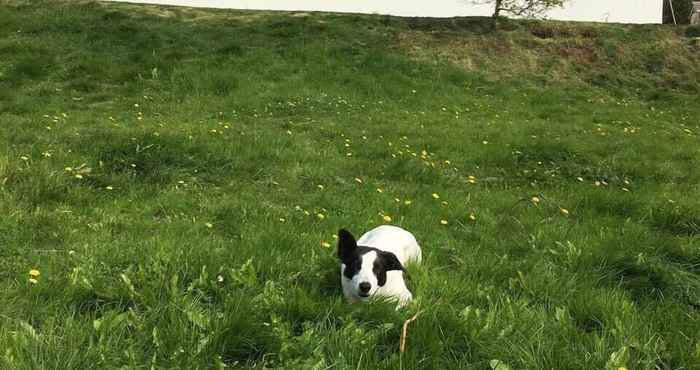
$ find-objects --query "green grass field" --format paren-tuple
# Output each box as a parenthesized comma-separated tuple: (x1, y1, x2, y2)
(1, 1, 699, 368)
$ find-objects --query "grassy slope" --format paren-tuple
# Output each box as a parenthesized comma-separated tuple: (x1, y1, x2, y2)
(1, 1, 699, 368)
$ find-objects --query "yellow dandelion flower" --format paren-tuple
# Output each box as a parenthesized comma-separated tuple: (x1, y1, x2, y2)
(432, 193, 440, 199)
(29, 269, 40, 277)
(29, 278, 38, 284)
(469, 214, 477, 221)
(440, 220, 448, 225)
(531, 196, 540, 204)
(321, 241, 331, 248)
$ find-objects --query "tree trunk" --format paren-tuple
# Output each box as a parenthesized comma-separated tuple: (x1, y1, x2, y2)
(493, 0, 502, 18)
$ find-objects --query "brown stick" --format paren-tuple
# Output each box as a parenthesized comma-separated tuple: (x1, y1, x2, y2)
(399, 310, 424, 353)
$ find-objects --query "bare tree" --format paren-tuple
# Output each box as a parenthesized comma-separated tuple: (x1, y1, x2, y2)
(475, 0, 567, 19)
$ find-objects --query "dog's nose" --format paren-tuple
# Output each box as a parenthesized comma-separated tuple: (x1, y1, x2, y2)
(359, 282, 371, 293)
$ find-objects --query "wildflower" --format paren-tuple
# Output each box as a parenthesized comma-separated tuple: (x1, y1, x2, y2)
(217, 275, 224, 283)
(354, 177, 363, 184)
(106, 185, 114, 190)
(317, 184, 324, 190)
(594, 181, 601, 187)
(382, 215, 392, 223)
(279, 218, 286, 222)
(560, 208, 570, 216)
(531, 196, 540, 204)
(576, 177, 584, 182)
(74, 174, 83, 179)
(440, 220, 448, 225)
(376, 188, 384, 193)
(205, 222, 213, 228)
(317, 213, 326, 220)
(404, 200, 412, 205)
(321, 241, 331, 248)
(468, 214, 477, 221)
(29, 269, 40, 277)
(29, 278, 38, 284)
(432, 193, 440, 199)
(394, 198, 401, 203)
(20, 156, 29, 161)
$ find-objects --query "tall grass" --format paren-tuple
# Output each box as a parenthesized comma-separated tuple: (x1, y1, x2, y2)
(1, 1, 699, 368)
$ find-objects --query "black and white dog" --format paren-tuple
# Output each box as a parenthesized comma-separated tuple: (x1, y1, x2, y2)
(337, 225, 422, 307)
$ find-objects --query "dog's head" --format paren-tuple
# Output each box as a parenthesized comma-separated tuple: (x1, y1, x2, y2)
(337, 228, 404, 300)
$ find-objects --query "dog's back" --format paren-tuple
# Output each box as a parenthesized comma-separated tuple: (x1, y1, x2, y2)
(356, 225, 422, 266)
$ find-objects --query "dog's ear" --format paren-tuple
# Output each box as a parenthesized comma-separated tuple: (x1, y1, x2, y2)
(337, 229, 357, 262)
(380, 251, 404, 272)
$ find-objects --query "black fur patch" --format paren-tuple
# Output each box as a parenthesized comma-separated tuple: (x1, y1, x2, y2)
(338, 229, 404, 286)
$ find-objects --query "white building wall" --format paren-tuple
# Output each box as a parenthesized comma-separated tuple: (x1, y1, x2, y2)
(108, 0, 663, 24)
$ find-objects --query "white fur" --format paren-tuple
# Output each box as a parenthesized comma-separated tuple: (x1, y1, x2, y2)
(356, 225, 422, 265)
(341, 225, 421, 307)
